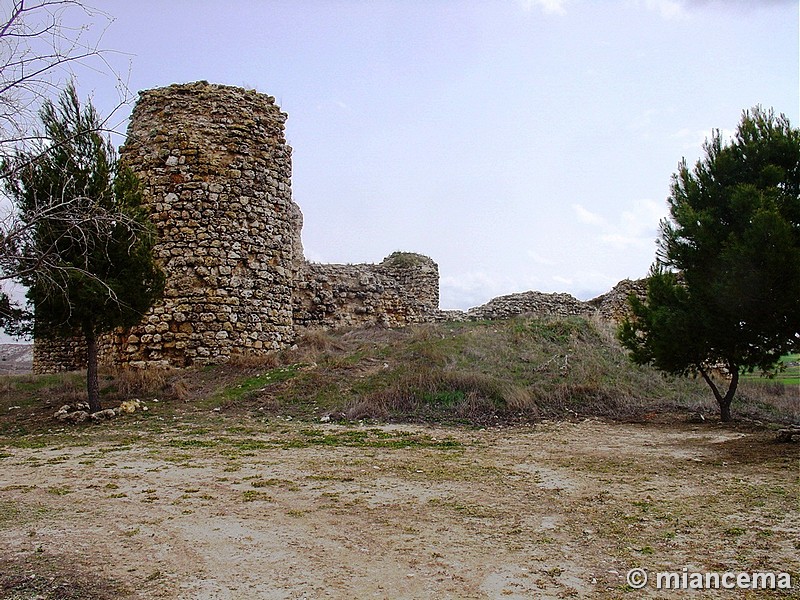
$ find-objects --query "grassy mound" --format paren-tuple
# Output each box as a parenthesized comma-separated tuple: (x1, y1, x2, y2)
(0, 316, 796, 432)
(278, 315, 795, 425)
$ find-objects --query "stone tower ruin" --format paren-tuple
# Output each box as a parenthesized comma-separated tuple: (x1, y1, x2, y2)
(114, 82, 301, 366)
(33, 82, 440, 372)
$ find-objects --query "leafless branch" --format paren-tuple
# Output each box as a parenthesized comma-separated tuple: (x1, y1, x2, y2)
(0, 0, 132, 162)
(0, 193, 145, 306)
(0, 1, 141, 327)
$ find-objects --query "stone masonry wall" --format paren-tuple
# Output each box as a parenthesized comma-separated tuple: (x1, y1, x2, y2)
(465, 291, 594, 321)
(32, 333, 86, 373)
(294, 253, 440, 330)
(31, 81, 643, 374)
(586, 278, 648, 322)
(112, 82, 298, 367)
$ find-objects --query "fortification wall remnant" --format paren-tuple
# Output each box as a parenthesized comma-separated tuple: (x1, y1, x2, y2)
(587, 278, 647, 322)
(33, 82, 441, 372)
(465, 291, 594, 321)
(426, 280, 648, 325)
(32, 81, 645, 374)
(294, 252, 440, 330)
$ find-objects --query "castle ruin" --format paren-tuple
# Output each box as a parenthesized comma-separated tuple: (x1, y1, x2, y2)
(33, 82, 439, 372)
(33, 81, 642, 373)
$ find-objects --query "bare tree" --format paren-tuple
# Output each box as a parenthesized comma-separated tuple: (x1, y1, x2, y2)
(0, 195, 145, 336)
(0, 1, 135, 336)
(0, 192, 147, 288)
(0, 0, 129, 163)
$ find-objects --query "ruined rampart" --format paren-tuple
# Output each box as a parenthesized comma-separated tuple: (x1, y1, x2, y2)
(32, 82, 644, 374)
(294, 253, 440, 330)
(33, 82, 440, 372)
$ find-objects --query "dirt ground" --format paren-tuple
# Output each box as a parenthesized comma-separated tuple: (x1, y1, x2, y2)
(0, 413, 798, 599)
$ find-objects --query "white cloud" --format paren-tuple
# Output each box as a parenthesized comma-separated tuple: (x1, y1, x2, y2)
(671, 127, 736, 152)
(621, 198, 664, 231)
(629, 108, 659, 135)
(572, 203, 607, 227)
(633, 0, 790, 19)
(527, 250, 557, 266)
(644, 0, 686, 19)
(517, 0, 569, 14)
(440, 270, 559, 310)
(567, 271, 625, 300)
(599, 232, 650, 250)
(440, 271, 519, 310)
(577, 198, 666, 250)
(622, 0, 687, 18)
(315, 99, 351, 112)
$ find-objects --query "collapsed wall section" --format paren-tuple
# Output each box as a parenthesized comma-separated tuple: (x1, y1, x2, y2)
(110, 81, 300, 367)
(465, 291, 594, 321)
(586, 278, 647, 322)
(294, 252, 440, 329)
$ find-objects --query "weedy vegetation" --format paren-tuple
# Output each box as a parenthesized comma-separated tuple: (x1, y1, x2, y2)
(0, 316, 796, 437)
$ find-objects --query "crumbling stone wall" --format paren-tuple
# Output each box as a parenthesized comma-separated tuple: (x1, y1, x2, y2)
(587, 278, 648, 322)
(294, 253, 439, 330)
(464, 291, 594, 321)
(428, 282, 647, 324)
(32, 83, 441, 372)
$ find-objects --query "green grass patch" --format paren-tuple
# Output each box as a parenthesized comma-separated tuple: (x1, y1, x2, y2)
(741, 354, 800, 386)
(0, 500, 49, 528)
(205, 364, 303, 407)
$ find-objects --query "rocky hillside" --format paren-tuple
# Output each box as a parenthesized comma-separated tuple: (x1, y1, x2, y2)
(0, 344, 32, 375)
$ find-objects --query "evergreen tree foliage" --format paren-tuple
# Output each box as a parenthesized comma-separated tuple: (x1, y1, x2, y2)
(619, 107, 800, 421)
(1, 83, 164, 411)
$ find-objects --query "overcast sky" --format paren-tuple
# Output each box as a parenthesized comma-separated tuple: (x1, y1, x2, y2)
(22, 0, 800, 314)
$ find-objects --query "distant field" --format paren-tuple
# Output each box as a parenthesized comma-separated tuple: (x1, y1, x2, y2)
(741, 354, 800, 386)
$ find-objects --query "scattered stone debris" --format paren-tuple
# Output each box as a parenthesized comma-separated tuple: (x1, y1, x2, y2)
(776, 426, 800, 443)
(53, 399, 147, 423)
(118, 399, 143, 414)
(54, 403, 90, 423)
(58, 410, 90, 424)
(321, 411, 346, 423)
(90, 409, 117, 421)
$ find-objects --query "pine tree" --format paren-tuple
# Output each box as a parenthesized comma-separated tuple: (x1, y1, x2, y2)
(619, 107, 800, 421)
(1, 83, 164, 412)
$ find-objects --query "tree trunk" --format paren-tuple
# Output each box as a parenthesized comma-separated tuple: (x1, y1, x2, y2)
(699, 363, 739, 422)
(84, 326, 101, 413)
(719, 399, 732, 422)
(718, 369, 739, 423)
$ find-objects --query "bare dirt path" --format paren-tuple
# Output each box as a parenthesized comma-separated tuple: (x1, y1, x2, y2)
(1, 416, 798, 599)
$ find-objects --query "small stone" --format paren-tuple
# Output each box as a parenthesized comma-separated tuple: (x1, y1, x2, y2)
(64, 410, 89, 424)
(90, 409, 117, 421)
